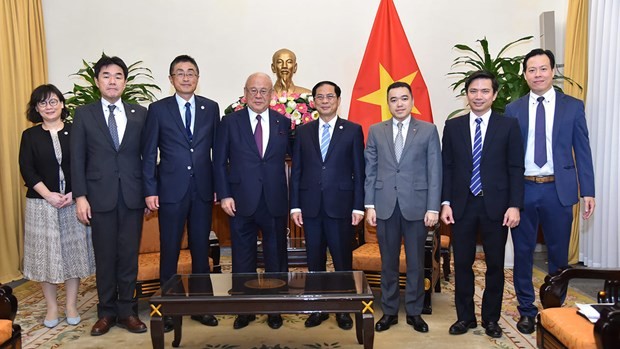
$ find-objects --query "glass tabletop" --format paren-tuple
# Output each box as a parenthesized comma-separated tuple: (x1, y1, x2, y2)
(158, 271, 370, 298)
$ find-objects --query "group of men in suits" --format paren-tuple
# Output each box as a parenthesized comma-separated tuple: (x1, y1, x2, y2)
(69, 48, 595, 339)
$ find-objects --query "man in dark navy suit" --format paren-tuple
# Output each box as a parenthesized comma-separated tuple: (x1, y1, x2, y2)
(141, 55, 219, 332)
(441, 71, 524, 338)
(290, 81, 365, 330)
(505, 49, 595, 334)
(213, 72, 291, 330)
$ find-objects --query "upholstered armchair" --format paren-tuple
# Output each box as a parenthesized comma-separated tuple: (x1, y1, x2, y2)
(135, 213, 221, 298)
(0, 284, 21, 349)
(352, 220, 440, 314)
(537, 267, 620, 349)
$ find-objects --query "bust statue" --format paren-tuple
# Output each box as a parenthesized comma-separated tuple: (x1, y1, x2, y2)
(271, 48, 311, 97)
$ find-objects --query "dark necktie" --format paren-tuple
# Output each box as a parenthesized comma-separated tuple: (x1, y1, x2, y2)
(470, 117, 483, 196)
(255, 115, 263, 158)
(108, 104, 119, 150)
(534, 96, 547, 167)
(184, 102, 192, 141)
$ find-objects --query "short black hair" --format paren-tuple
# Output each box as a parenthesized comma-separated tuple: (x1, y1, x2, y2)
(465, 70, 499, 93)
(26, 84, 69, 123)
(169, 55, 199, 76)
(94, 55, 128, 80)
(312, 81, 341, 98)
(523, 49, 556, 71)
(386, 81, 412, 99)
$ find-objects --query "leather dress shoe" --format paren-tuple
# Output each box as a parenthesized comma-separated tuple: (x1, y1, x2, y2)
(267, 314, 283, 329)
(406, 315, 428, 333)
(191, 314, 218, 326)
(336, 313, 353, 330)
(449, 320, 477, 335)
(117, 315, 147, 333)
(482, 321, 503, 338)
(305, 313, 329, 328)
(233, 314, 256, 329)
(516, 315, 535, 334)
(91, 316, 116, 336)
(163, 316, 174, 333)
(375, 314, 398, 332)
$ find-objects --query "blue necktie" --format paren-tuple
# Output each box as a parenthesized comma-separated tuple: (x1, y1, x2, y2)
(534, 96, 547, 167)
(184, 102, 192, 141)
(470, 117, 483, 196)
(107, 104, 119, 150)
(320, 124, 330, 161)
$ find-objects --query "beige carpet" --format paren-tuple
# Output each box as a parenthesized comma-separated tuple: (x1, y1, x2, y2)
(14, 256, 594, 349)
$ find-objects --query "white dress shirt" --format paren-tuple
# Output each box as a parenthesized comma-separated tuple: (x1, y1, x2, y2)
(525, 88, 555, 176)
(175, 94, 196, 134)
(101, 99, 127, 144)
(248, 108, 269, 156)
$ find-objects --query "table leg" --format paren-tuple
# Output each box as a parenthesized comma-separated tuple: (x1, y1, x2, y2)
(172, 316, 183, 347)
(363, 312, 374, 349)
(355, 312, 363, 344)
(150, 316, 164, 349)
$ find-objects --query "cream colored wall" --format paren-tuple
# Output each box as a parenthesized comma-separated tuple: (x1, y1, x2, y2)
(42, 0, 568, 134)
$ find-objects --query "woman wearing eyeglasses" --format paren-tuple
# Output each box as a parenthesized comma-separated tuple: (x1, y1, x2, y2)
(18, 84, 95, 328)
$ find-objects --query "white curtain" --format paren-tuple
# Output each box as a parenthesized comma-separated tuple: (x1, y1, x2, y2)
(580, 0, 620, 267)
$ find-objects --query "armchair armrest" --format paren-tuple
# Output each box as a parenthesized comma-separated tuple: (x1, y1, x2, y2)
(0, 285, 17, 322)
(539, 267, 620, 309)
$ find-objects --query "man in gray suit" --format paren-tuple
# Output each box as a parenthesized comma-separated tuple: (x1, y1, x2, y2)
(365, 81, 441, 333)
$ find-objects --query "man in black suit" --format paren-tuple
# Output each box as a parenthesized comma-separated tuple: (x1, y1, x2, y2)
(71, 56, 148, 336)
(440, 71, 524, 338)
(141, 55, 220, 332)
(213, 72, 291, 330)
(289, 81, 365, 329)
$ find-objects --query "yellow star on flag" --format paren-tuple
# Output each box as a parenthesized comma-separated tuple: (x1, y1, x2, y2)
(357, 63, 420, 121)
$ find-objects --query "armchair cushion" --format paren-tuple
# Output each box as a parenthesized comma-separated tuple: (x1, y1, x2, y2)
(539, 307, 597, 349)
(0, 320, 11, 344)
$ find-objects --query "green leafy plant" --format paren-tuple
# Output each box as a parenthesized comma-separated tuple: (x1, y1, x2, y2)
(448, 36, 580, 118)
(64, 53, 161, 120)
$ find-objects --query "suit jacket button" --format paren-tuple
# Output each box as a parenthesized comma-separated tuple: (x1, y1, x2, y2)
(396, 169, 400, 173)
(322, 166, 326, 170)
(190, 148, 194, 152)
(187, 166, 192, 170)
(394, 186, 397, 190)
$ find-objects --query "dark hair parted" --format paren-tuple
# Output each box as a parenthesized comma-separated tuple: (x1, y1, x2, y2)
(26, 84, 69, 123)
(465, 70, 499, 93)
(94, 55, 128, 79)
(523, 49, 556, 71)
(312, 81, 341, 98)
(169, 55, 199, 76)
(386, 81, 412, 98)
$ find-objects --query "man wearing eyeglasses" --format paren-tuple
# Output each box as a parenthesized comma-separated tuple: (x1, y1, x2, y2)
(289, 81, 364, 330)
(141, 55, 220, 332)
(213, 72, 292, 330)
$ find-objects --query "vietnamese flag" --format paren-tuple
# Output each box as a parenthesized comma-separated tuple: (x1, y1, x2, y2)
(348, 0, 433, 139)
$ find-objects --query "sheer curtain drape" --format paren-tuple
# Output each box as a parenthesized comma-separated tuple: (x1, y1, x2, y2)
(0, 0, 48, 283)
(580, 0, 620, 267)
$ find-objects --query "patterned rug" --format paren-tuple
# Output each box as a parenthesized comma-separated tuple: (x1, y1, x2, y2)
(13, 255, 594, 349)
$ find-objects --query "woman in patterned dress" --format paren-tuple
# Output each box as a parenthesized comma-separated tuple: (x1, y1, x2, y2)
(19, 84, 95, 328)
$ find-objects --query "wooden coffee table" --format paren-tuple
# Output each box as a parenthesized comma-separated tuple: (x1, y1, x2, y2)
(149, 271, 375, 348)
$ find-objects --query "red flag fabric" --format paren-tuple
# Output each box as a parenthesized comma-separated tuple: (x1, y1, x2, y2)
(348, 0, 433, 139)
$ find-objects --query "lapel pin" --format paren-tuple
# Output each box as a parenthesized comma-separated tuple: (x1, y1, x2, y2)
(130, 109, 135, 113)
(201, 105, 205, 110)
(339, 125, 343, 129)
(64, 131, 69, 135)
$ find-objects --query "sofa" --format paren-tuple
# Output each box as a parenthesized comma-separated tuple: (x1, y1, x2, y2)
(537, 267, 620, 349)
(352, 220, 441, 314)
(0, 284, 21, 349)
(135, 212, 220, 298)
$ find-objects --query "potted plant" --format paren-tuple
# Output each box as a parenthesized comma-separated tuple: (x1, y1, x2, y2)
(64, 53, 161, 120)
(448, 36, 580, 118)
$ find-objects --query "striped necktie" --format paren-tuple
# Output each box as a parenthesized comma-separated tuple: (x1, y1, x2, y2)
(470, 117, 483, 196)
(108, 104, 119, 150)
(320, 123, 330, 161)
(394, 122, 404, 163)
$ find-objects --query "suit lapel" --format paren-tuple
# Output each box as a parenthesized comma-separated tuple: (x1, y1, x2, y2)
(552, 92, 564, 152)
(92, 102, 117, 151)
(309, 120, 321, 158)
(382, 119, 396, 162)
(517, 96, 530, 150)
(402, 117, 418, 158)
(193, 98, 208, 144)
(324, 117, 345, 162)
(239, 108, 259, 157)
(166, 97, 190, 142)
(264, 110, 280, 158)
(482, 113, 500, 159)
